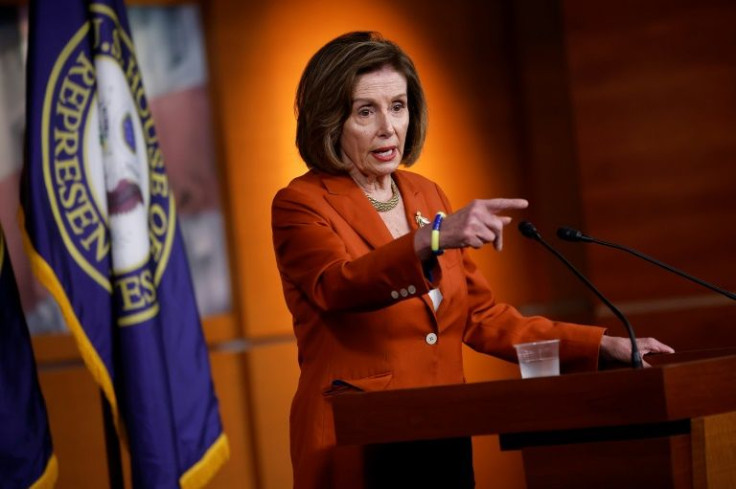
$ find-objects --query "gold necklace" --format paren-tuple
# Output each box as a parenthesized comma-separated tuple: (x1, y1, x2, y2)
(365, 178, 399, 212)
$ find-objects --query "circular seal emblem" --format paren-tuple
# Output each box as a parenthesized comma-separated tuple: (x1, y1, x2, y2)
(43, 4, 175, 327)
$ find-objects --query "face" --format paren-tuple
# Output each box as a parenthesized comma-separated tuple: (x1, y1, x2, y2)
(339, 65, 409, 179)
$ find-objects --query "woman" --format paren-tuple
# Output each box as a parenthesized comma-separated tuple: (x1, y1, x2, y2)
(271, 31, 673, 489)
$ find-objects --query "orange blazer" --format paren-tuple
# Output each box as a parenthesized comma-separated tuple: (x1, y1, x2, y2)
(271, 169, 605, 489)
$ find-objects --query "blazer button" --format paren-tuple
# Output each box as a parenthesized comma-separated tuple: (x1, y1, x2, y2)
(391, 290, 399, 299)
(425, 333, 438, 345)
(408, 285, 416, 294)
(400, 288, 408, 297)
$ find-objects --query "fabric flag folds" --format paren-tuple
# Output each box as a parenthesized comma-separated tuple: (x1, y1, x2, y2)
(21, 1, 229, 487)
(0, 225, 57, 489)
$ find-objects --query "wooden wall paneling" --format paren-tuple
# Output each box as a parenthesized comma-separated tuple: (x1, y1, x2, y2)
(562, 0, 736, 305)
(207, 350, 258, 489)
(510, 0, 595, 323)
(245, 342, 300, 489)
(196, 0, 253, 346)
(201, 0, 301, 339)
(594, 303, 736, 355)
(37, 366, 110, 488)
(201, 0, 284, 485)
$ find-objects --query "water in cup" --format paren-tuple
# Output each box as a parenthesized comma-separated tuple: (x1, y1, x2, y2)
(514, 339, 560, 379)
(518, 357, 560, 378)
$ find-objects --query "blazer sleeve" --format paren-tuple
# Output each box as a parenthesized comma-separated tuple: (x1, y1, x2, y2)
(426, 186, 606, 372)
(461, 252, 605, 372)
(271, 185, 436, 312)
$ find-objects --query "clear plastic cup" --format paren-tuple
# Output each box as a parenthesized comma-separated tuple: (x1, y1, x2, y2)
(514, 339, 560, 379)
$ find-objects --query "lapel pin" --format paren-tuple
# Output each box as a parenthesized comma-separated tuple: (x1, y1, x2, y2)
(415, 211, 431, 228)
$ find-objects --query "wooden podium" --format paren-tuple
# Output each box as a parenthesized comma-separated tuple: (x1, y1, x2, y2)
(333, 354, 736, 488)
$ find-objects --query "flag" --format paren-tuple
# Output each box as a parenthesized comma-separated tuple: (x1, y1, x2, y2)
(0, 225, 58, 489)
(21, 1, 229, 487)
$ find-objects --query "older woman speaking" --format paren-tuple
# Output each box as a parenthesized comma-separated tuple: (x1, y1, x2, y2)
(271, 31, 672, 489)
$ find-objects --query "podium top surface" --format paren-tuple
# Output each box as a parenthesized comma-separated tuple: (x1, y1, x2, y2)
(333, 354, 736, 446)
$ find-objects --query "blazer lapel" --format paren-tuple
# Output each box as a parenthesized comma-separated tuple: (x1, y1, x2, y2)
(393, 171, 431, 234)
(321, 173, 394, 249)
(320, 170, 442, 322)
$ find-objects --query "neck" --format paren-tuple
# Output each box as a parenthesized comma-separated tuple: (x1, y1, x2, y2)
(349, 171, 394, 199)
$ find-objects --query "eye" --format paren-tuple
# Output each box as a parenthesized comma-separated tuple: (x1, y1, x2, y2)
(391, 102, 406, 112)
(358, 108, 371, 117)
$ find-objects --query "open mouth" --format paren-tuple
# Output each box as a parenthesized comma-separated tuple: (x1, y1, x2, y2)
(371, 147, 397, 161)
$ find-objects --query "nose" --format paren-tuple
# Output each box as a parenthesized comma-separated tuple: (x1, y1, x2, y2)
(376, 110, 395, 137)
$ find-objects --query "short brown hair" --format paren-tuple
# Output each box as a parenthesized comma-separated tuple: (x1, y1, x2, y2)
(295, 31, 427, 174)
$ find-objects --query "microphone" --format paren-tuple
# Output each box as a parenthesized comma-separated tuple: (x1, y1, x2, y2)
(557, 227, 736, 301)
(518, 221, 643, 368)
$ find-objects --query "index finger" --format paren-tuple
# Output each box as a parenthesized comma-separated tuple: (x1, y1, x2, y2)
(484, 198, 529, 211)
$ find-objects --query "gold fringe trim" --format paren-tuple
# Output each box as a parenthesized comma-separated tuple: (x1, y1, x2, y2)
(18, 209, 125, 441)
(29, 454, 58, 489)
(179, 434, 230, 489)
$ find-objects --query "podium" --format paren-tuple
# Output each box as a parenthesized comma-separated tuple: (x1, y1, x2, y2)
(333, 354, 736, 488)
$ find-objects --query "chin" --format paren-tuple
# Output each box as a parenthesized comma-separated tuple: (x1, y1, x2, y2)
(371, 159, 402, 174)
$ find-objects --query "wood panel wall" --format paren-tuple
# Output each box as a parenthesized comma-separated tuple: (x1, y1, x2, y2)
(562, 0, 736, 346)
(28, 1, 736, 488)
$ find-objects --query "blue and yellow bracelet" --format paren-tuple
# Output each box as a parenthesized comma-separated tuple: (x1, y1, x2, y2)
(431, 212, 446, 256)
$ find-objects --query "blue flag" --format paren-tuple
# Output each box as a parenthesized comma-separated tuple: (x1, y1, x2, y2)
(0, 225, 58, 489)
(21, 1, 229, 487)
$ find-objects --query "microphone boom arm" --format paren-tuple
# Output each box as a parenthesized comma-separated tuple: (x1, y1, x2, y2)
(535, 237, 643, 368)
(587, 236, 736, 301)
(520, 221, 643, 368)
(557, 226, 736, 301)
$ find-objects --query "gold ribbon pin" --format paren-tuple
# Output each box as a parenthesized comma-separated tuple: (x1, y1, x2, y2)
(415, 211, 431, 228)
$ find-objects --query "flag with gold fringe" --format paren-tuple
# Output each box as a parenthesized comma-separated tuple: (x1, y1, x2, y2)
(21, 0, 229, 487)
(0, 224, 58, 489)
